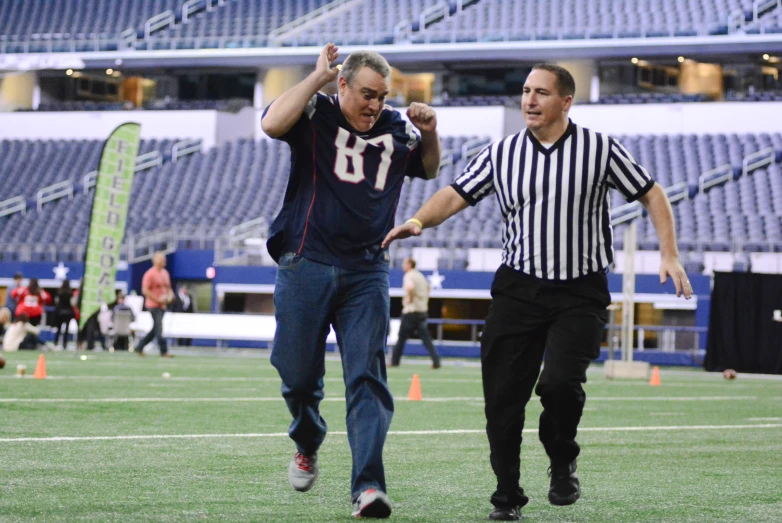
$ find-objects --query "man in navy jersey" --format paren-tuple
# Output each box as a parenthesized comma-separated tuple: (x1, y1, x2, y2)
(261, 43, 441, 519)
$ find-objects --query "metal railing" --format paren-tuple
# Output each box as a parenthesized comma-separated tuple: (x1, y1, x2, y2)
(83, 171, 98, 193)
(182, 0, 225, 23)
(172, 139, 202, 162)
(699, 164, 733, 193)
(440, 149, 454, 168)
(215, 217, 269, 266)
(144, 10, 176, 39)
(394, 1, 452, 43)
(126, 227, 177, 263)
(743, 147, 774, 176)
(36, 180, 73, 211)
(755, 0, 782, 21)
(418, 2, 450, 31)
(393, 20, 412, 43)
(664, 181, 690, 204)
(611, 200, 643, 226)
(461, 137, 491, 160)
(268, 0, 364, 46)
(0, 196, 26, 218)
(134, 151, 164, 171)
(614, 145, 777, 228)
(728, 9, 747, 34)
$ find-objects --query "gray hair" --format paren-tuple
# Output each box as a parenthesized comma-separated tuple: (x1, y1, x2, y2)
(338, 50, 391, 86)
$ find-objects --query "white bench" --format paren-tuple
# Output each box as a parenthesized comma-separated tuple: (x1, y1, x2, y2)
(131, 312, 402, 345)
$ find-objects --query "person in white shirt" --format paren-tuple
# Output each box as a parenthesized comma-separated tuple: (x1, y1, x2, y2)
(389, 258, 441, 369)
(3, 313, 47, 351)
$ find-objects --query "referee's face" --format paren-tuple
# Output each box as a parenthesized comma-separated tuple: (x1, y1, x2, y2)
(522, 70, 572, 135)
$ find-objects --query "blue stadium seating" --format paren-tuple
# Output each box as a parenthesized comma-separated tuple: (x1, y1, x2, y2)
(597, 93, 712, 104)
(287, 0, 763, 46)
(3, 133, 782, 263)
(26, 99, 251, 112)
(4, 0, 772, 51)
(0, 0, 182, 51)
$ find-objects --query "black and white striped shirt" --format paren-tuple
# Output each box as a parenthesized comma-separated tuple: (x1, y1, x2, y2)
(451, 121, 654, 281)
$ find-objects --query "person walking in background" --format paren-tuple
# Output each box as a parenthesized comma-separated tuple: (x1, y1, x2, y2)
(390, 257, 441, 369)
(134, 252, 173, 358)
(111, 293, 135, 352)
(54, 280, 77, 350)
(173, 284, 196, 346)
(261, 42, 441, 518)
(12, 278, 51, 326)
(383, 63, 692, 521)
(4, 272, 22, 321)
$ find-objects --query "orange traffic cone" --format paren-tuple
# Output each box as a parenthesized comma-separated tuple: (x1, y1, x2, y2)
(33, 354, 47, 379)
(649, 366, 661, 386)
(407, 374, 422, 401)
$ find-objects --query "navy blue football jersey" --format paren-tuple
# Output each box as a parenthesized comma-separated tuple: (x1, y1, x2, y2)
(264, 93, 429, 271)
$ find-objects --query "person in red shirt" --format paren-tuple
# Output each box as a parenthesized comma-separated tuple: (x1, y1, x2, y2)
(134, 252, 174, 357)
(12, 278, 51, 326)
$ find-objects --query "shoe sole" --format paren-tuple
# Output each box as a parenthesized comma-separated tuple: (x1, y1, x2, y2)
(548, 492, 580, 506)
(488, 513, 520, 521)
(289, 470, 318, 492)
(356, 498, 392, 518)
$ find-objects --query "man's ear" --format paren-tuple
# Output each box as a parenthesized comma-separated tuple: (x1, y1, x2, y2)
(562, 95, 573, 113)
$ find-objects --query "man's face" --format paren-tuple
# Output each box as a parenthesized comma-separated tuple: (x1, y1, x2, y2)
(402, 259, 413, 272)
(521, 69, 572, 133)
(338, 67, 390, 133)
(153, 254, 166, 269)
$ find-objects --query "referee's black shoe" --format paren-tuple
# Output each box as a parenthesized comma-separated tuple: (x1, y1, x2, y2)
(488, 506, 520, 521)
(548, 460, 581, 506)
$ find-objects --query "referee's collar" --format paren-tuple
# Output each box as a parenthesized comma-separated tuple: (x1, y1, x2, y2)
(525, 119, 575, 155)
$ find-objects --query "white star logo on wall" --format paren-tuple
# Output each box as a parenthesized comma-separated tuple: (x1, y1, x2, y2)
(52, 262, 70, 280)
(427, 270, 445, 290)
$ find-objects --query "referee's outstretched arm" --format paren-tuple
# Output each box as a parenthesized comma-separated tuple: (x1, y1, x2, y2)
(637, 182, 693, 300)
(381, 186, 469, 248)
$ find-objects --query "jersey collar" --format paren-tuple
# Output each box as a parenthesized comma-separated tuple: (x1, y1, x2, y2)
(525, 119, 575, 155)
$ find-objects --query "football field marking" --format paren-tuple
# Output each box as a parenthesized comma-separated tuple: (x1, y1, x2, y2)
(0, 423, 780, 443)
(0, 395, 761, 403)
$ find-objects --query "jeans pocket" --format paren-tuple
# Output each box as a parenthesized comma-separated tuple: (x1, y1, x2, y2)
(278, 252, 305, 270)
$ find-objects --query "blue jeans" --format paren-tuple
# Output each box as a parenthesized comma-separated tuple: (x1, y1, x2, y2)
(271, 253, 394, 500)
(135, 307, 167, 355)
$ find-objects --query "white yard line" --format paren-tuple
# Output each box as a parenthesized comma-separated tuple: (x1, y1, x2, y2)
(0, 424, 780, 443)
(0, 395, 761, 403)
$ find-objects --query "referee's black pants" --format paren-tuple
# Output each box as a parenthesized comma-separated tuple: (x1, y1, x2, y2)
(481, 264, 610, 509)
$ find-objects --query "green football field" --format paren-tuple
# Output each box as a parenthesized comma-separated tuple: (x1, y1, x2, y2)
(1, 350, 781, 522)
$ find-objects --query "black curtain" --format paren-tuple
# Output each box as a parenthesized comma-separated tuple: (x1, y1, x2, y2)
(705, 272, 782, 374)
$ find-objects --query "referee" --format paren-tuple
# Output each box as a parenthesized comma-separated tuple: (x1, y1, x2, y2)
(382, 63, 692, 521)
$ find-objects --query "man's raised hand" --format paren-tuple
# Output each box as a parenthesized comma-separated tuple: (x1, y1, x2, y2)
(316, 42, 340, 83)
(407, 102, 437, 133)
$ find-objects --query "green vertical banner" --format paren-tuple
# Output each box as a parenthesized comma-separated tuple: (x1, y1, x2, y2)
(79, 122, 141, 329)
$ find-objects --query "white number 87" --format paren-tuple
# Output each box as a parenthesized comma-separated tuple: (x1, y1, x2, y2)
(334, 128, 394, 191)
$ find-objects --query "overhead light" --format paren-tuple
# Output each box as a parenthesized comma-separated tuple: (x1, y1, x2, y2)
(677, 56, 685, 63)
(106, 68, 114, 75)
(763, 53, 770, 60)
(65, 69, 73, 76)
(631, 57, 639, 64)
